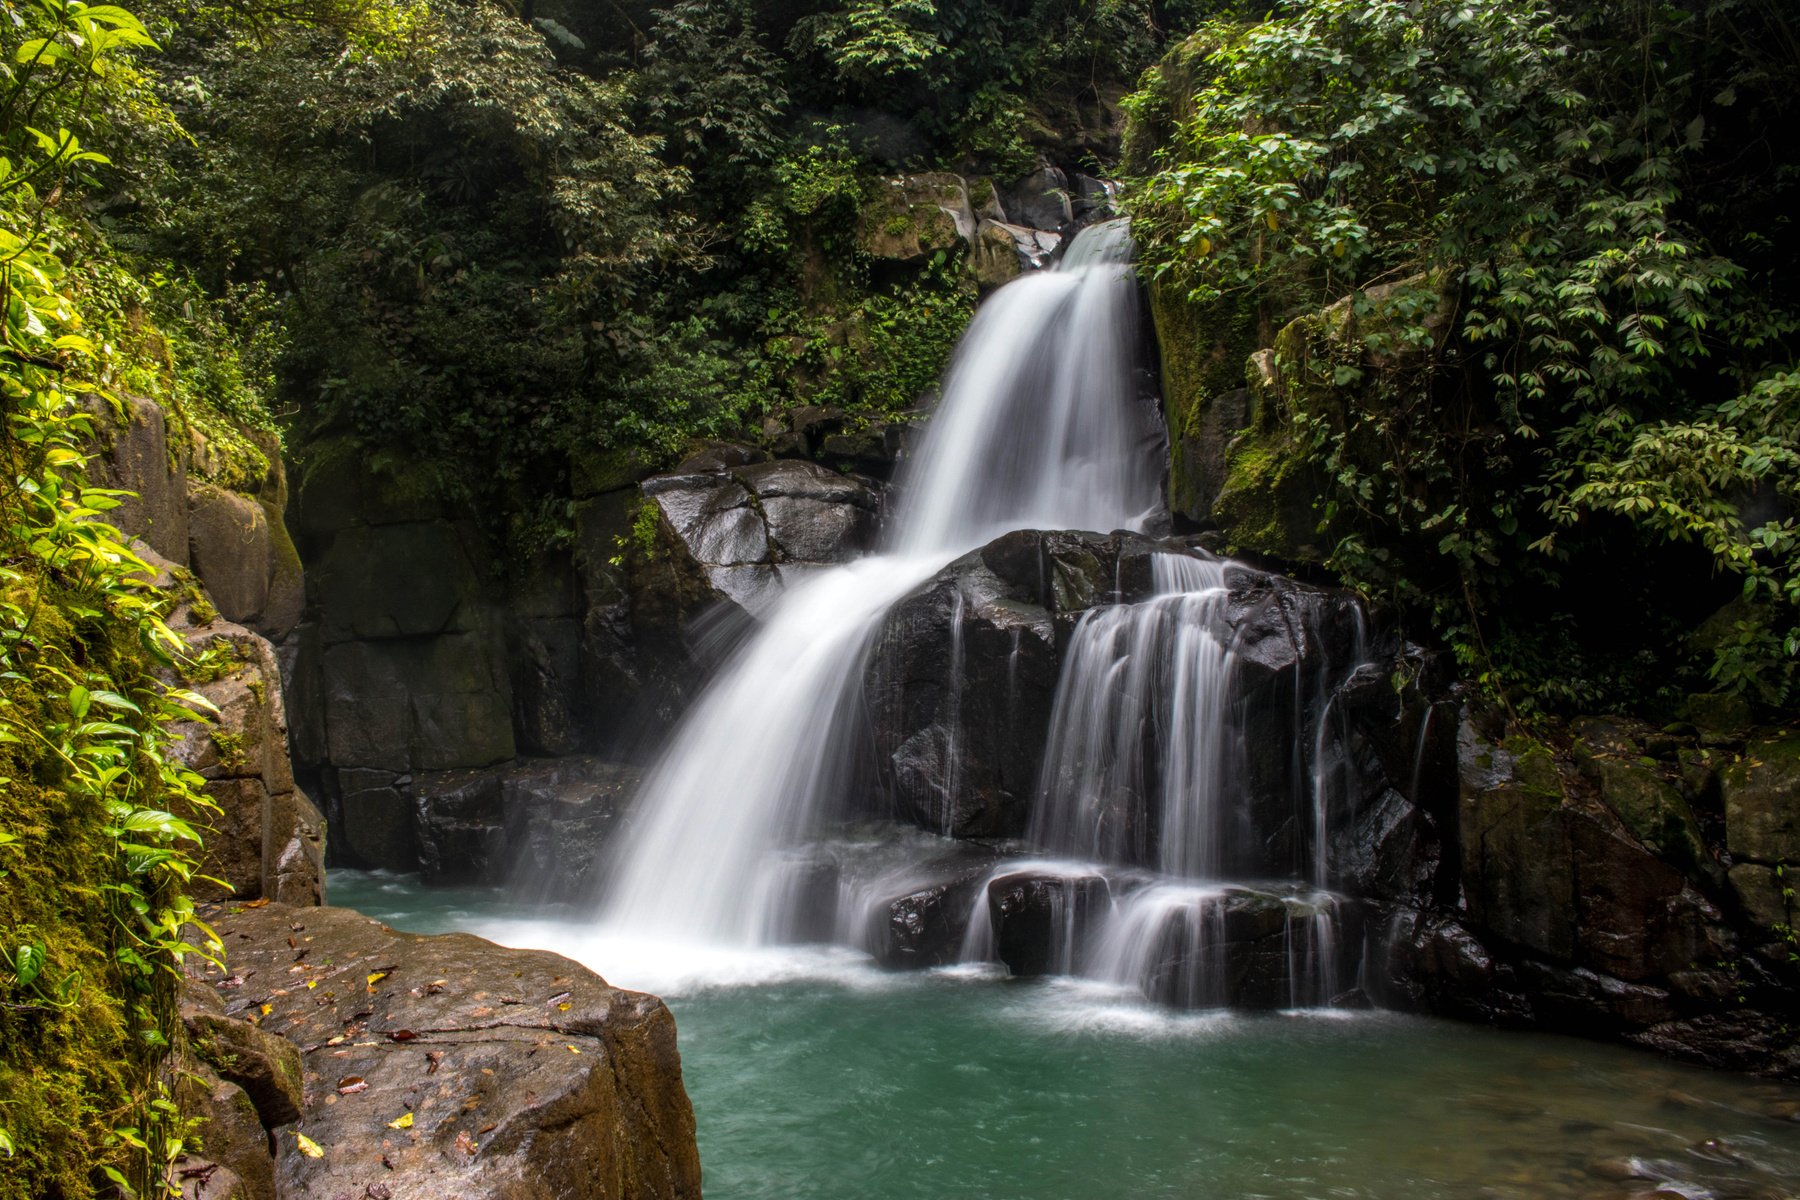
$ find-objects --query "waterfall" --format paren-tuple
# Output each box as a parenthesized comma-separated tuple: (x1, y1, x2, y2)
(599, 220, 1160, 945)
(1029, 552, 1236, 878)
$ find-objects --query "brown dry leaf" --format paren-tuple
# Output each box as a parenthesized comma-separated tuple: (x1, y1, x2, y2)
(244, 897, 270, 909)
(425, 1051, 444, 1075)
(337, 1077, 367, 1095)
(454, 1130, 478, 1157)
(386, 1029, 418, 1043)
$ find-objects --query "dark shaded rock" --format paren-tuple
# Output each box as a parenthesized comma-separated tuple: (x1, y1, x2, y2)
(1728, 863, 1795, 931)
(1001, 165, 1074, 231)
(1573, 729, 1717, 886)
(412, 765, 509, 885)
(1458, 725, 1578, 962)
(190, 902, 701, 1200)
(337, 767, 416, 872)
(1516, 960, 1677, 1032)
(508, 615, 584, 756)
(867, 557, 1059, 837)
(263, 788, 326, 906)
(866, 849, 1002, 967)
(312, 520, 484, 641)
(173, 1061, 277, 1200)
(1723, 733, 1800, 865)
(321, 634, 515, 772)
(986, 869, 1111, 976)
(502, 758, 640, 901)
(413, 757, 639, 896)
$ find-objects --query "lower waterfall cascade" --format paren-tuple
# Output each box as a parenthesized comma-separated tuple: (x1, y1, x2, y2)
(597, 218, 1373, 1010)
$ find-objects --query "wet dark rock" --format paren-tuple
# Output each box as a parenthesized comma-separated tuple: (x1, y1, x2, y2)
(172, 1064, 276, 1200)
(868, 554, 1060, 837)
(1001, 165, 1074, 232)
(189, 902, 701, 1200)
(985, 870, 1111, 977)
(867, 849, 1002, 967)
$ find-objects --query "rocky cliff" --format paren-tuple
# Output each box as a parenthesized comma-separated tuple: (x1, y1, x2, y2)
(85, 394, 705, 1198)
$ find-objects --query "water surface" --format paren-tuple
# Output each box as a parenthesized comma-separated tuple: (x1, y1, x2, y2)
(330, 870, 1800, 1200)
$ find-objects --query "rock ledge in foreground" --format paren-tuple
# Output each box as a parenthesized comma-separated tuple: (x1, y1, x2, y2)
(188, 902, 701, 1200)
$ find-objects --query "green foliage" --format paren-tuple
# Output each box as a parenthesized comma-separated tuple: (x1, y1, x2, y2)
(1128, 0, 1800, 712)
(0, 1, 269, 1193)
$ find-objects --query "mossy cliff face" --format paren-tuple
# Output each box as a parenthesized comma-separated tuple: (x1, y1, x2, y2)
(0, 604, 153, 1200)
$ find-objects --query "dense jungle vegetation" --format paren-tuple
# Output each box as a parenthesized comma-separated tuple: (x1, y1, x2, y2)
(0, 0, 1795, 1190)
(1125, 0, 1800, 713)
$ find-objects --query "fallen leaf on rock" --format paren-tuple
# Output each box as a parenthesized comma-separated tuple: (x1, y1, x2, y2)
(427, 979, 446, 994)
(259, 1003, 272, 1016)
(477, 1121, 496, 1135)
(295, 1132, 324, 1159)
(337, 1076, 367, 1095)
(386, 1112, 413, 1130)
(567, 1045, 581, 1054)
(386, 1029, 418, 1043)
(455, 1130, 478, 1156)
(366, 1185, 393, 1200)
(366, 971, 388, 988)
(244, 898, 269, 908)
(557, 1003, 571, 1012)
(425, 1051, 443, 1075)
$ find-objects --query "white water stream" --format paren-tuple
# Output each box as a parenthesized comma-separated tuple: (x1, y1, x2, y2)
(600, 220, 1160, 946)
(599, 217, 1358, 1009)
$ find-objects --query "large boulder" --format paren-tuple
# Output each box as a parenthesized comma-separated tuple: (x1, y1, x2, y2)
(189, 902, 701, 1200)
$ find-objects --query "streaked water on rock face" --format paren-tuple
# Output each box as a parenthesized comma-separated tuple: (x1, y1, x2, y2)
(337, 871, 1800, 1200)
(599, 219, 1161, 948)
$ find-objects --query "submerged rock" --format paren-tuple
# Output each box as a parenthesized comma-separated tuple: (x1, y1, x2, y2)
(190, 902, 701, 1200)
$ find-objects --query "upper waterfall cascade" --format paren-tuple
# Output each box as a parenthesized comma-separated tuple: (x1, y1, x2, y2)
(598, 219, 1369, 1009)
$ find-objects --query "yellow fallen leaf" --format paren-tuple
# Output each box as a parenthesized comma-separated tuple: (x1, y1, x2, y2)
(260, 1003, 273, 1016)
(387, 1112, 414, 1130)
(567, 1045, 581, 1055)
(367, 972, 389, 988)
(295, 1132, 323, 1159)
(557, 1003, 571, 1012)
(306, 980, 318, 989)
